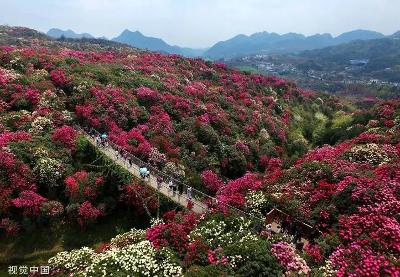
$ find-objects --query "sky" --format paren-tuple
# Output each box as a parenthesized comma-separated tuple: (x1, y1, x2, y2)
(0, 0, 399, 48)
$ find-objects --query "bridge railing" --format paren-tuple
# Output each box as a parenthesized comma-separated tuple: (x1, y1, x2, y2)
(75, 125, 265, 223)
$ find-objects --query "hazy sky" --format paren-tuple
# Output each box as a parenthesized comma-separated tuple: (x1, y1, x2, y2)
(0, 0, 398, 48)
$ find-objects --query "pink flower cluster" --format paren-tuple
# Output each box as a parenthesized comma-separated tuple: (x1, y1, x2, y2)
(52, 125, 77, 152)
(64, 171, 103, 201)
(0, 131, 31, 148)
(146, 211, 199, 254)
(77, 201, 102, 226)
(201, 170, 224, 194)
(330, 243, 399, 277)
(207, 247, 228, 265)
(271, 242, 310, 275)
(12, 190, 47, 216)
(216, 172, 263, 208)
(50, 68, 71, 87)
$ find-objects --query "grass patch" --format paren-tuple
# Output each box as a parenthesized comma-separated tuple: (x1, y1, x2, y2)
(0, 209, 150, 272)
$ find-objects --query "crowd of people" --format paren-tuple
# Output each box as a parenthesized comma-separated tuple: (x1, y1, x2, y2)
(88, 129, 195, 202)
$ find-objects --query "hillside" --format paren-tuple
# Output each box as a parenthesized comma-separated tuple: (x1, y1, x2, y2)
(204, 30, 387, 60)
(227, 36, 400, 98)
(300, 37, 400, 81)
(0, 26, 399, 276)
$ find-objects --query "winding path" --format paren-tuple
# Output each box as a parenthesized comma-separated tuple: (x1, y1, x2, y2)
(83, 133, 208, 214)
(80, 128, 314, 245)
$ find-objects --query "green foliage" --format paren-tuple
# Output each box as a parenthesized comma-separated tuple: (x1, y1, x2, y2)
(220, 146, 247, 178)
(225, 240, 284, 277)
(186, 265, 229, 277)
(316, 233, 341, 258)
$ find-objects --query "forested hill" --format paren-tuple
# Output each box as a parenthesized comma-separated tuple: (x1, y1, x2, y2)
(300, 37, 400, 82)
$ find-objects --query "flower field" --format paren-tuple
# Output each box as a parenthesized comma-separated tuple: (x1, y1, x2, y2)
(0, 26, 399, 276)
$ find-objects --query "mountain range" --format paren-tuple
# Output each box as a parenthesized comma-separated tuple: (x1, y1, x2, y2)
(204, 30, 386, 59)
(47, 28, 398, 59)
(47, 28, 96, 39)
(112, 29, 206, 57)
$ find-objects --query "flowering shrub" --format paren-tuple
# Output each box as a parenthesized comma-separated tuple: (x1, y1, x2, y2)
(87, 241, 183, 277)
(50, 68, 70, 87)
(188, 216, 258, 249)
(164, 162, 186, 180)
(201, 170, 224, 194)
(0, 67, 20, 86)
(29, 116, 53, 134)
(77, 201, 102, 226)
(245, 191, 270, 216)
(216, 172, 263, 208)
(121, 182, 158, 215)
(33, 157, 63, 187)
(0, 131, 31, 148)
(64, 171, 104, 202)
(12, 190, 47, 216)
(52, 125, 77, 152)
(109, 229, 146, 249)
(49, 241, 183, 276)
(146, 212, 199, 254)
(329, 243, 399, 277)
(303, 243, 324, 265)
(136, 86, 159, 105)
(271, 242, 310, 276)
(148, 147, 167, 167)
(345, 143, 393, 165)
(48, 247, 95, 272)
(41, 200, 64, 217)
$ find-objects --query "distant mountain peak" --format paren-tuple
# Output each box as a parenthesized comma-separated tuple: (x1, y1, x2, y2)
(112, 29, 205, 57)
(47, 28, 94, 39)
(391, 31, 400, 38)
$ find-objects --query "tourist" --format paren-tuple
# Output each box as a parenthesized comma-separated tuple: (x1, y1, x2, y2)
(187, 186, 192, 199)
(156, 176, 163, 189)
(266, 223, 273, 235)
(178, 182, 183, 196)
(172, 182, 176, 197)
(139, 165, 148, 179)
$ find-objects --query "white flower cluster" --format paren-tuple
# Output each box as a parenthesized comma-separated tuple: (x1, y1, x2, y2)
(259, 128, 270, 140)
(314, 112, 327, 121)
(227, 255, 243, 269)
(84, 240, 182, 276)
(31, 69, 49, 82)
(319, 260, 336, 277)
(33, 157, 63, 187)
(33, 147, 50, 159)
(346, 143, 391, 165)
(38, 90, 64, 110)
(49, 241, 183, 277)
(164, 162, 185, 179)
(150, 217, 164, 227)
(109, 229, 146, 249)
(48, 247, 95, 272)
(29, 116, 53, 135)
(189, 217, 258, 249)
(73, 81, 90, 94)
(245, 191, 269, 216)
(62, 110, 74, 123)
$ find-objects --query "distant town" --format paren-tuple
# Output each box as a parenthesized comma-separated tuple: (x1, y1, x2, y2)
(228, 54, 400, 94)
